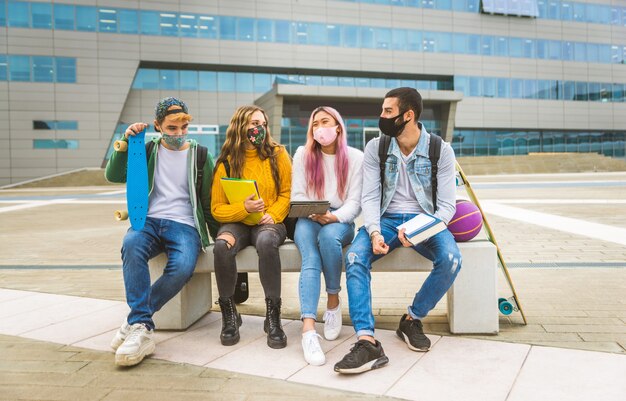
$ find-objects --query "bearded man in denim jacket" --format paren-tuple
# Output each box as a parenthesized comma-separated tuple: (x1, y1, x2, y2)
(334, 87, 461, 374)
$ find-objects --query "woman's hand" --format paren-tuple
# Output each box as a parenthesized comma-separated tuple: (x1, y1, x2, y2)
(258, 213, 274, 225)
(309, 210, 338, 225)
(244, 194, 265, 213)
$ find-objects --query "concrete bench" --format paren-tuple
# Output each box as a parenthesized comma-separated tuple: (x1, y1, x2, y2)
(149, 240, 498, 334)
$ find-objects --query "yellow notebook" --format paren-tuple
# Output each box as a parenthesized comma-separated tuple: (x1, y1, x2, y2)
(220, 178, 263, 225)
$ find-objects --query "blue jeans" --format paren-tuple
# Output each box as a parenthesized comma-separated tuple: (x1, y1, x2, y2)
(345, 213, 462, 337)
(121, 217, 201, 330)
(294, 218, 355, 320)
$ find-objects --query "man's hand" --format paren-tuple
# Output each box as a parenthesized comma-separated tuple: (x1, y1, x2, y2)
(371, 232, 389, 255)
(258, 213, 274, 225)
(244, 194, 264, 213)
(398, 228, 413, 248)
(309, 211, 338, 225)
(124, 123, 148, 139)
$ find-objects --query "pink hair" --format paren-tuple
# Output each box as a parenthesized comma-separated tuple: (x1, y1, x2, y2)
(304, 106, 349, 201)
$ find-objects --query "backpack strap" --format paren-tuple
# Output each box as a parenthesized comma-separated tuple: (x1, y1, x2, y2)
(145, 139, 156, 163)
(428, 134, 442, 213)
(195, 145, 208, 197)
(378, 135, 391, 205)
(223, 160, 231, 178)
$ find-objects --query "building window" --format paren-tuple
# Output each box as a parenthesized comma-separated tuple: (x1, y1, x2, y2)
(33, 120, 78, 130)
(53, 4, 75, 30)
(55, 57, 76, 83)
(8, 55, 30, 81)
(31, 2, 51, 29)
(32, 56, 54, 82)
(76, 6, 96, 31)
(7, 1, 29, 28)
(33, 139, 79, 149)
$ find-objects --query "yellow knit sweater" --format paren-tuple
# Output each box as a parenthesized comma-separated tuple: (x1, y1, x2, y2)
(211, 147, 292, 225)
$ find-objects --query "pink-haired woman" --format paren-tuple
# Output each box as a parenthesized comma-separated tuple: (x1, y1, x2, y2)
(291, 106, 363, 365)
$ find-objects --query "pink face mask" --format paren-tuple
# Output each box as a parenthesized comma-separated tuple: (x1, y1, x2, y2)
(313, 125, 338, 147)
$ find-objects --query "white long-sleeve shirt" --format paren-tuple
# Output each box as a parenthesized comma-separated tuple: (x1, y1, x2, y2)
(291, 146, 364, 223)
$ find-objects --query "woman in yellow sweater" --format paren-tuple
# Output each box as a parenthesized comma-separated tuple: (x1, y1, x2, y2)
(211, 105, 292, 349)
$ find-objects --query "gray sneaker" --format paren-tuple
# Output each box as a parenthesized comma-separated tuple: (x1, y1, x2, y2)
(110, 321, 131, 351)
(114, 323, 155, 366)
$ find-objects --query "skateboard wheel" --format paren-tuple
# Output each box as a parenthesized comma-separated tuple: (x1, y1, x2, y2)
(115, 210, 129, 221)
(114, 140, 128, 152)
(499, 300, 513, 315)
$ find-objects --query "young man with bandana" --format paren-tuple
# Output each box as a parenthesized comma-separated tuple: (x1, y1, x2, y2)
(105, 97, 219, 366)
(334, 88, 461, 374)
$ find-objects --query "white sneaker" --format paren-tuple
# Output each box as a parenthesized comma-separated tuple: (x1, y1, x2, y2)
(323, 301, 342, 341)
(114, 323, 155, 366)
(302, 330, 325, 366)
(110, 321, 131, 351)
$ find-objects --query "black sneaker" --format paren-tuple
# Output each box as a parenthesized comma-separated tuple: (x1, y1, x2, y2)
(333, 339, 389, 374)
(396, 314, 431, 352)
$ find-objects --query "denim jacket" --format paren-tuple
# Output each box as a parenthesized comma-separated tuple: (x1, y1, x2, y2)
(361, 123, 457, 235)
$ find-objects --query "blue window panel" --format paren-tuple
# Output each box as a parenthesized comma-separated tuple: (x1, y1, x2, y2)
(323, 76, 339, 86)
(257, 19, 273, 42)
(536, 0, 547, 17)
(469, 76, 482, 97)
(238, 18, 255, 41)
(217, 72, 235, 91)
(586, 43, 599, 63)
(254, 73, 272, 92)
(574, 82, 588, 101)
(497, 78, 509, 98)
(572, 2, 585, 22)
(33, 120, 53, 129)
(406, 30, 421, 51)
(588, 82, 601, 101)
(562, 81, 575, 100)
(343, 25, 359, 48)
(220, 16, 236, 40)
(375, 27, 391, 49)
(0, 55, 6, 80)
(391, 28, 406, 50)
(179, 70, 198, 90)
(235, 72, 253, 92)
(560, 1, 572, 20)
(509, 38, 523, 58)
(133, 69, 159, 89)
(339, 77, 355, 87)
(179, 14, 198, 37)
(8, 1, 29, 27)
(467, 0, 479, 12)
(0, 0, 5, 26)
(495, 37, 508, 57)
(523, 79, 537, 99)
(453, 33, 467, 54)
(562, 41, 574, 61)
(547, 0, 559, 19)
(537, 80, 550, 99)
(436, 32, 452, 53)
(467, 34, 480, 55)
(199, 71, 217, 91)
(548, 40, 561, 60)
(140, 10, 160, 34)
(198, 16, 217, 39)
(159, 70, 178, 90)
(452, 0, 467, 11)
(613, 83, 624, 102)
(355, 77, 371, 87)
(483, 77, 496, 97)
(401, 79, 416, 88)
(34, 139, 78, 149)
(510, 79, 523, 98)
(454, 76, 469, 96)
(437, 0, 452, 10)
(160, 12, 178, 36)
(610, 7, 620, 25)
(598, 45, 612, 64)
(56, 121, 78, 130)
(422, 0, 435, 9)
(53, 4, 74, 30)
(274, 20, 291, 43)
(119, 9, 138, 34)
(327, 24, 341, 46)
(549, 80, 559, 100)
(573, 42, 586, 62)
(422, 33, 435, 52)
(32, 56, 53, 82)
(55, 57, 76, 83)
(98, 8, 117, 32)
(416, 80, 430, 90)
(360, 27, 374, 48)
(481, 36, 494, 56)
(597, 5, 612, 24)
(308, 22, 327, 45)
(76, 6, 97, 31)
(9, 55, 30, 81)
(371, 78, 386, 88)
(522, 39, 534, 58)
(31, 2, 51, 29)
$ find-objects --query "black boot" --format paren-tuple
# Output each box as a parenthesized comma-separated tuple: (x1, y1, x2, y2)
(218, 296, 242, 346)
(264, 297, 287, 349)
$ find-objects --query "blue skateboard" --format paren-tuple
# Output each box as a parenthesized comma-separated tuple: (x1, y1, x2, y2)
(114, 129, 149, 231)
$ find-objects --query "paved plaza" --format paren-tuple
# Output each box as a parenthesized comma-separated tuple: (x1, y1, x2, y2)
(0, 172, 625, 400)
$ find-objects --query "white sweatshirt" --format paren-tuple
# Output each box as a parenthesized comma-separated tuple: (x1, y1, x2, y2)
(291, 145, 364, 223)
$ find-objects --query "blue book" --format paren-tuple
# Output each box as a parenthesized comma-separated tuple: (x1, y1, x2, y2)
(397, 213, 446, 245)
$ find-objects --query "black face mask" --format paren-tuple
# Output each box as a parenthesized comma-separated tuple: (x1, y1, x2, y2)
(378, 111, 409, 138)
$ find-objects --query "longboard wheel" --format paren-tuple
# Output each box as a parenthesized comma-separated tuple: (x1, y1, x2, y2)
(114, 140, 128, 152)
(115, 210, 129, 221)
(498, 299, 514, 315)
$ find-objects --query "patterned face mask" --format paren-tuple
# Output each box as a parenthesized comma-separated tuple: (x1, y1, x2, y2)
(247, 125, 266, 147)
(162, 133, 187, 149)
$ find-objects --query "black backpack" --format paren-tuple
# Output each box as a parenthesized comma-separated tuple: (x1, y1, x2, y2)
(146, 140, 208, 196)
(378, 133, 442, 212)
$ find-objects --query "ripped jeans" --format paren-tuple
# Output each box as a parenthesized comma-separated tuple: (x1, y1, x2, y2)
(345, 213, 462, 338)
(213, 222, 287, 300)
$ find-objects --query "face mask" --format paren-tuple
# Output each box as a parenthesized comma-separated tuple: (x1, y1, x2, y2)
(378, 112, 409, 138)
(313, 125, 338, 147)
(247, 125, 266, 147)
(161, 133, 187, 150)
